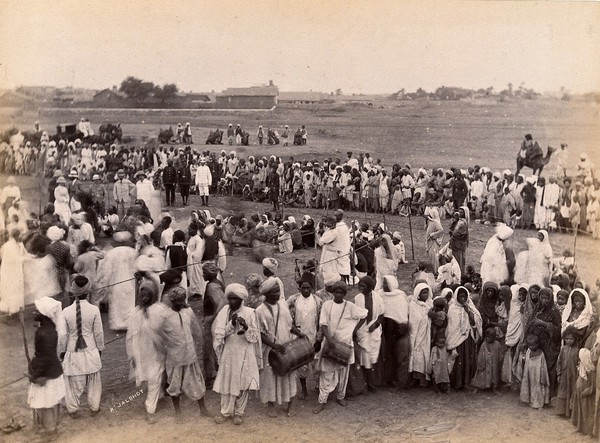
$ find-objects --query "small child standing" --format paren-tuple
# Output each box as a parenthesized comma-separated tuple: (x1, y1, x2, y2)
(101, 206, 119, 237)
(570, 348, 596, 435)
(519, 334, 550, 409)
(391, 231, 406, 264)
(435, 255, 454, 293)
(428, 296, 448, 342)
(277, 222, 293, 254)
(472, 327, 501, 394)
(569, 195, 581, 236)
(555, 290, 569, 317)
(555, 328, 579, 417)
(165, 230, 188, 290)
(428, 334, 454, 394)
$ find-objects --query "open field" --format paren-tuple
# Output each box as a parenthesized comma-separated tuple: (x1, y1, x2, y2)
(2, 98, 600, 173)
(1, 99, 599, 442)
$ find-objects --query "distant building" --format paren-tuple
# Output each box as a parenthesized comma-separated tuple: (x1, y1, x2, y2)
(179, 93, 212, 108)
(0, 90, 35, 107)
(16, 86, 57, 99)
(433, 86, 473, 100)
(215, 81, 278, 109)
(93, 88, 127, 106)
(279, 91, 327, 104)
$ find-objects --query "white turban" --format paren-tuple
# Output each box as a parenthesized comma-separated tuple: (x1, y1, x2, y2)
(34, 296, 62, 325)
(46, 226, 65, 241)
(262, 257, 278, 273)
(495, 223, 514, 240)
(225, 283, 248, 300)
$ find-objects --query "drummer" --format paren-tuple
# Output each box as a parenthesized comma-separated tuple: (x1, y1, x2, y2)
(256, 278, 305, 417)
(287, 271, 323, 400)
(313, 281, 367, 414)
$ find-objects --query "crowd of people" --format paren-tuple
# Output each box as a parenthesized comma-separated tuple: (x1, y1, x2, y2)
(0, 128, 599, 440)
(4, 129, 598, 243)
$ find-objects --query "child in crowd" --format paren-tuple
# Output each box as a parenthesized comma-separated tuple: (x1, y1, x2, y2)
(519, 334, 550, 410)
(555, 290, 569, 317)
(277, 222, 293, 254)
(570, 348, 596, 434)
(569, 195, 581, 236)
(555, 327, 579, 417)
(428, 333, 453, 394)
(435, 255, 454, 293)
(428, 295, 448, 346)
(100, 206, 119, 237)
(485, 184, 497, 225)
(159, 216, 174, 248)
(472, 327, 501, 394)
(390, 184, 403, 215)
(391, 231, 406, 264)
(165, 230, 188, 290)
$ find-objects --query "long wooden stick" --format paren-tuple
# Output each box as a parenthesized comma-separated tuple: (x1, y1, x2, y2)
(19, 311, 31, 365)
(408, 212, 415, 260)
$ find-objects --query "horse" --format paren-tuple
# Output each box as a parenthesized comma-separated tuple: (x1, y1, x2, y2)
(206, 129, 224, 145)
(158, 126, 174, 144)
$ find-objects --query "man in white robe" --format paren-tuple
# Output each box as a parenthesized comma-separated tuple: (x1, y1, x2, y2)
(213, 284, 261, 426)
(96, 231, 137, 330)
(313, 281, 367, 414)
(480, 224, 514, 285)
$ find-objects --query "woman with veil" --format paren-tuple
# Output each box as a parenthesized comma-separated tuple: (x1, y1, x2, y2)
(374, 233, 398, 289)
(446, 286, 482, 390)
(425, 206, 444, 273)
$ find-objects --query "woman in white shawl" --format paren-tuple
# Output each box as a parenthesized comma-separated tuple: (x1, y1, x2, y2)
(561, 288, 594, 347)
(501, 284, 528, 385)
(480, 223, 513, 285)
(374, 234, 398, 289)
(425, 206, 444, 273)
(377, 275, 410, 389)
(408, 282, 433, 386)
(318, 216, 341, 284)
(0, 228, 27, 315)
(446, 286, 482, 390)
(354, 276, 385, 393)
(186, 223, 206, 298)
(53, 177, 71, 223)
(514, 230, 553, 287)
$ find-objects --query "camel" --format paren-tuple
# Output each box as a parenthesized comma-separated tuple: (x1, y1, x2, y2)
(516, 145, 556, 176)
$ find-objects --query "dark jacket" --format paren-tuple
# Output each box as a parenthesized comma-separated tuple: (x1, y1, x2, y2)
(163, 165, 178, 185)
(29, 318, 63, 380)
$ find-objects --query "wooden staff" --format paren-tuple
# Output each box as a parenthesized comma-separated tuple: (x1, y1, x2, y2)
(19, 310, 31, 365)
(573, 225, 578, 260)
(408, 211, 415, 260)
(351, 224, 357, 287)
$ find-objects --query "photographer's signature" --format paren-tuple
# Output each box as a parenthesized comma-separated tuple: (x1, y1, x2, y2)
(109, 388, 144, 412)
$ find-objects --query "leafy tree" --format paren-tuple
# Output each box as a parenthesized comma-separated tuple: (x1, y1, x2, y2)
(119, 76, 155, 103)
(153, 83, 179, 103)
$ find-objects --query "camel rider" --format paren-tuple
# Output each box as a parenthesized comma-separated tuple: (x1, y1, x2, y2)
(520, 134, 542, 160)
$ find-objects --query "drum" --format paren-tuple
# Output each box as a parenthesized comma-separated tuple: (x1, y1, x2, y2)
(268, 337, 315, 376)
(322, 339, 353, 365)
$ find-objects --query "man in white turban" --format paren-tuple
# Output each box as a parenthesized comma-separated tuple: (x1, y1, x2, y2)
(480, 223, 513, 285)
(213, 283, 261, 425)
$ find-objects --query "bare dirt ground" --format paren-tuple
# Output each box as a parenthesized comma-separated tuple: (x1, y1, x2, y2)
(1, 99, 598, 442)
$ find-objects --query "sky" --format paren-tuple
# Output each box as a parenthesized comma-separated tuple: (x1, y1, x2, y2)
(1, 0, 599, 94)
